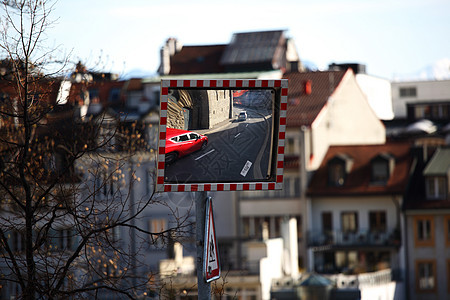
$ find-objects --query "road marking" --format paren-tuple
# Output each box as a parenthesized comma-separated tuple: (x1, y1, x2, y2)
(246, 124, 249, 128)
(234, 133, 241, 138)
(195, 149, 215, 160)
(240, 160, 252, 177)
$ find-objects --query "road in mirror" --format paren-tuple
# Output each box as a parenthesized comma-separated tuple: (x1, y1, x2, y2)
(164, 88, 275, 184)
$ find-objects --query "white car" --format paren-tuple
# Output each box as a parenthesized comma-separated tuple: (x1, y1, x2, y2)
(238, 111, 247, 121)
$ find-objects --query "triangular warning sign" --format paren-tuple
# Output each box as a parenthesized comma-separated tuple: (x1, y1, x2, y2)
(204, 197, 220, 282)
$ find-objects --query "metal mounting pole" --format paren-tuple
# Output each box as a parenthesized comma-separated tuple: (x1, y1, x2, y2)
(196, 191, 211, 299)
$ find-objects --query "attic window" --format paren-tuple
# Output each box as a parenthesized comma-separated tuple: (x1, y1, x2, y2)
(328, 154, 353, 187)
(426, 176, 447, 200)
(370, 153, 394, 185)
(328, 158, 346, 187)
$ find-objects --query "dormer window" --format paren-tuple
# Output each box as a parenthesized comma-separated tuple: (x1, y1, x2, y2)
(329, 161, 345, 186)
(423, 148, 450, 201)
(426, 176, 447, 200)
(328, 154, 353, 187)
(370, 153, 394, 185)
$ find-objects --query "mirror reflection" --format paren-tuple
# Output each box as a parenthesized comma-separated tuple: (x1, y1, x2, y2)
(164, 89, 275, 183)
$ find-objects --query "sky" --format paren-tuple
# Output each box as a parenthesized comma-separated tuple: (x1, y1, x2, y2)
(44, 0, 450, 80)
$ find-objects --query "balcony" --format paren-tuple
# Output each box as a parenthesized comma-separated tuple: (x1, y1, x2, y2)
(307, 229, 401, 249)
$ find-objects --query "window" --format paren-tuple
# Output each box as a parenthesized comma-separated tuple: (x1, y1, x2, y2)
(412, 103, 450, 120)
(341, 212, 358, 233)
(106, 226, 120, 245)
(47, 228, 73, 252)
(322, 212, 333, 232)
(88, 88, 99, 103)
(242, 215, 301, 239)
(328, 161, 345, 186)
(399, 86, 417, 97)
(414, 105, 431, 119)
(414, 216, 434, 247)
(282, 176, 301, 198)
(149, 218, 167, 247)
(273, 216, 283, 238)
(108, 88, 121, 103)
(369, 211, 387, 232)
(242, 217, 251, 237)
(8, 231, 25, 252)
(153, 90, 160, 106)
(96, 171, 119, 198)
(179, 134, 189, 142)
(285, 137, 296, 154)
(447, 260, 450, 294)
(426, 176, 447, 200)
(189, 133, 199, 140)
(416, 260, 436, 293)
(296, 215, 303, 240)
(445, 216, 450, 247)
(371, 158, 390, 185)
(255, 217, 270, 239)
(430, 104, 449, 120)
(57, 228, 73, 251)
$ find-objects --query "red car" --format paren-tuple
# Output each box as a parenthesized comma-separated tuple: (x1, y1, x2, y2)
(165, 128, 208, 164)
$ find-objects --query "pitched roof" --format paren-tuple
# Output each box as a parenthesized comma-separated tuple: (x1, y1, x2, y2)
(307, 142, 413, 196)
(169, 45, 227, 75)
(0, 77, 61, 105)
(423, 148, 450, 176)
(283, 70, 346, 127)
(68, 81, 125, 105)
(167, 30, 289, 75)
(220, 30, 285, 71)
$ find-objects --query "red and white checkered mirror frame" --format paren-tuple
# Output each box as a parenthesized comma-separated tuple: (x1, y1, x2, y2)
(156, 79, 288, 193)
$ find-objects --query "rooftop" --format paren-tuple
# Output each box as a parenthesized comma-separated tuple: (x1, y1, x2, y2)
(307, 142, 413, 196)
(283, 70, 346, 127)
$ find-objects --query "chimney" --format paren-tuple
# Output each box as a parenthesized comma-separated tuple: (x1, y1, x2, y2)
(303, 80, 312, 95)
(158, 38, 183, 75)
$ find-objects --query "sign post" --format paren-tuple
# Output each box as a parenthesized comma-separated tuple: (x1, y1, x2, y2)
(195, 192, 211, 299)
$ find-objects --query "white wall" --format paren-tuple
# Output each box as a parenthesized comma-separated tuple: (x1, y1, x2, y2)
(309, 71, 386, 170)
(212, 191, 237, 238)
(326, 72, 386, 146)
(356, 74, 394, 120)
(240, 199, 302, 216)
(259, 238, 284, 300)
(391, 79, 450, 118)
(310, 196, 399, 232)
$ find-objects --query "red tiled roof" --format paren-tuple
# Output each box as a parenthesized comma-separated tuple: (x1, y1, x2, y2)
(283, 70, 346, 128)
(307, 142, 413, 196)
(69, 81, 125, 105)
(0, 78, 61, 105)
(169, 45, 227, 75)
(125, 78, 143, 91)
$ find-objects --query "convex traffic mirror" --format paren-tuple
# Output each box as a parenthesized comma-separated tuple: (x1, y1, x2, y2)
(156, 79, 288, 192)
